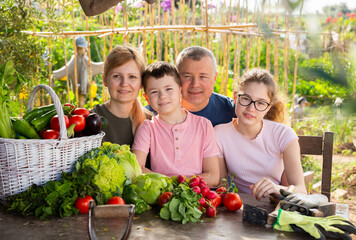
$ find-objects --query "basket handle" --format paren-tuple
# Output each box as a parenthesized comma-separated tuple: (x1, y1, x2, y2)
(27, 84, 68, 141)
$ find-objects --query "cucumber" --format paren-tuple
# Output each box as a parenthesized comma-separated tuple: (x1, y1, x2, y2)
(23, 104, 55, 122)
(12, 118, 40, 139)
(30, 109, 57, 132)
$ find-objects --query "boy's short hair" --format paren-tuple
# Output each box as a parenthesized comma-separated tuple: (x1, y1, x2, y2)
(142, 61, 181, 90)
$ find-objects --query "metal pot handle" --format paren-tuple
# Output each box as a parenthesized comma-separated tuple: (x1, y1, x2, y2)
(88, 200, 135, 240)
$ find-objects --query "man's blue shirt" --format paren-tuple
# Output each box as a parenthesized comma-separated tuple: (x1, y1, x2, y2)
(145, 92, 236, 126)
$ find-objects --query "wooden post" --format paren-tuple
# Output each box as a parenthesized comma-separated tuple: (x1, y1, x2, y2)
(149, 4, 155, 64)
(204, 0, 209, 48)
(143, 2, 148, 63)
(266, 0, 271, 71)
(164, 11, 168, 62)
(283, 11, 289, 97)
(291, 0, 304, 127)
(109, 8, 116, 52)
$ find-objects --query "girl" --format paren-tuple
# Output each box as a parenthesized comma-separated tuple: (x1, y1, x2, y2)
(93, 45, 152, 145)
(214, 68, 306, 200)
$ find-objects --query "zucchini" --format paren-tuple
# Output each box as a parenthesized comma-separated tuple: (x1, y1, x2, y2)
(30, 109, 57, 132)
(23, 104, 55, 122)
(12, 118, 40, 139)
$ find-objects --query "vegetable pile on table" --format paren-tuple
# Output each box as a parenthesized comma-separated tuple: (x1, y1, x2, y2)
(2, 142, 141, 219)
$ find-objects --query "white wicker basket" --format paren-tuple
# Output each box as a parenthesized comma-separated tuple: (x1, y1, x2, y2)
(0, 84, 105, 201)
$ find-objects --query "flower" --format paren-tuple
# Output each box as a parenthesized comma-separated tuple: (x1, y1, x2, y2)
(160, 0, 171, 12)
(338, 12, 342, 17)
(115, 5, 123, 14)
(326, 16, 332, 23)
(331, 17, 338, 23)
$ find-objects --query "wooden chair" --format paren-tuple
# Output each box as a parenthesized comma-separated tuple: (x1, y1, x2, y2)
(298, 132, 334, 200)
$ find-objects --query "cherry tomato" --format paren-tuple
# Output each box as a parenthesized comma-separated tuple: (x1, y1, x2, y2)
(211, 194, 221, 208)
(158, 192, 172, 208)
(75, 195, 93, 214)
(206, 206, 216, 217)
(70, 115, 86, 132)
(223, 192, 242, 212)
(64, 103, 75, 110)
(73, 108, 90, 118)
(42, 129, 60, 139)
(107, 196, 125, 205)
(50, 115, 70, 131)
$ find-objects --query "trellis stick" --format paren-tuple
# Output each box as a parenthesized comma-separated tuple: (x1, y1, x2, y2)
(266, 0, 271, 71)
(150, 4, 155, 64)
(164, 11, 168, 62)
(123, 4, 129, 44)
(233, 0, 240, 80)
(192, 0, 196, 44)
(204, 0, 209, 48)
(291, 0, 304, 127)
(283, 11, 289, 97)
(72, 0, 78, 106)
(109, 8, 116, 52)
(224, 34, 231, 96)
(101, 13, 108, 103)
(48, 37, 52, 104)
(181, 0, 185, 50)
(86, 16, 93, 108)
(245, 0, 250, 71)
(251, 0, 258, 68)
(157, 0, 161, 61)
(171, 0, 177, 60)
(143, 2, 148, 63)
(273, 0, 279, 83)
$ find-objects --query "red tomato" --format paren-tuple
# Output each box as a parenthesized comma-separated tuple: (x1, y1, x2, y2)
(107, 196, 125, 205)
(211, 194, 221, 208)
(223, 192, 242, 212)
(158, 192, 172, 208)
(70, 115, 86, 132)
(50, 115, 70, 131)
(75, 195, 93, 214)
(73, 108, 90, 118)
(64, 103, 76, 112)
(42, 129, 60, 139)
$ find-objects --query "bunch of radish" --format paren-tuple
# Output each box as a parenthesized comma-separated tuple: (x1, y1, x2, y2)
(177, 174, 242, 218)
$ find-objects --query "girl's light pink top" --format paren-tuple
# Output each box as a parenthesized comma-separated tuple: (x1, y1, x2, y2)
(214, 119, 298, 194)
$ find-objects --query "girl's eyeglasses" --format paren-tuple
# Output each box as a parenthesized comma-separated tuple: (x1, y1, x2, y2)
(237, 94, 271, 111)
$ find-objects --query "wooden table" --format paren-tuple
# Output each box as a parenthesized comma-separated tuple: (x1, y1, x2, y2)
(0, 193, 315, 240)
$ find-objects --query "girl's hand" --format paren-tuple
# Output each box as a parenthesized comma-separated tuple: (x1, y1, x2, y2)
(249, 178, 283, 201)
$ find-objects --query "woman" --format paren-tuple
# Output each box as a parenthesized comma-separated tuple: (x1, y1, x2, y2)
(214, 68, 306, 200)
(93, 45, 151, 145)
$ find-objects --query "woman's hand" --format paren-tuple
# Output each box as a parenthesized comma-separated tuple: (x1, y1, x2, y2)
(249, 178, 285, 201)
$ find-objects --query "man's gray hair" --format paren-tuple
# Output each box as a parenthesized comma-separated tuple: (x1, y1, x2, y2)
(176, 46, 217, 72)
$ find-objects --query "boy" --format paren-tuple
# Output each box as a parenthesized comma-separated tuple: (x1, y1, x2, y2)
(132, 61, 220, 187)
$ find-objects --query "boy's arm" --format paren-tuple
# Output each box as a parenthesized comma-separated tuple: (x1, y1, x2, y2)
(218, 157, 228, 186)
(200, 155, 220, 187)
(132, 150, 153, 173)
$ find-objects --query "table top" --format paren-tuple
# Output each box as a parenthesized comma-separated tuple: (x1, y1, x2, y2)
(0, 193, 314, 240)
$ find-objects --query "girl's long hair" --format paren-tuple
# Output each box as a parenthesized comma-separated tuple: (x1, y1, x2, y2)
(104, 45, 149, 133)
(236, 68, 286, 123)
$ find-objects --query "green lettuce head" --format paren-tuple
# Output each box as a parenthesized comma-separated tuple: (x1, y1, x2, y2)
(134, 173, 173, 205)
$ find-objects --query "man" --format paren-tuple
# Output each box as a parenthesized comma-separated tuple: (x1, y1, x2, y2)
(146, 46, 235, 126)
(293, 97, 310, 120)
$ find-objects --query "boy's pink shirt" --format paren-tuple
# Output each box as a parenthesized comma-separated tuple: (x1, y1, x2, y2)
(132, 110, 220, 177)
